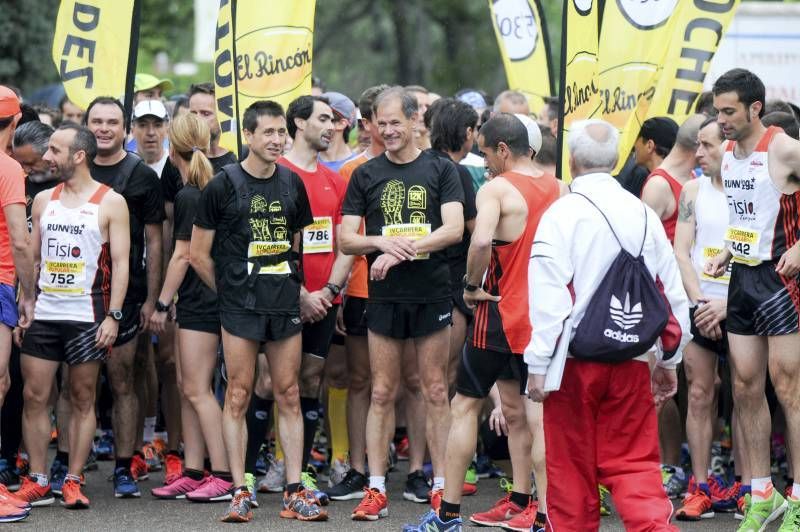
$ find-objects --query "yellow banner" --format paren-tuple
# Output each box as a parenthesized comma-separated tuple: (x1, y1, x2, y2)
(215, 0, 316, 156)
(558, 0, 601, 183)
(52, 0, 137, 111)
(489, 0, 553, 114)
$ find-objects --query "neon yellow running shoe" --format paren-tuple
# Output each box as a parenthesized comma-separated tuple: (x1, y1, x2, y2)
(737, 488, 786, 532)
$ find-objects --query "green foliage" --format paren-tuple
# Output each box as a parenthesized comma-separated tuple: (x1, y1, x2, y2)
(0, 0, 60, 93)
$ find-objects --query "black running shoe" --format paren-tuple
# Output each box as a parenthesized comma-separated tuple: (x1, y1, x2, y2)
(403, 470, 430, 503)
(324, 469, 367, 501)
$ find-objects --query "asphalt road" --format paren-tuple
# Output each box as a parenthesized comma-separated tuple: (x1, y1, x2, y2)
(14, 455, 757, 530)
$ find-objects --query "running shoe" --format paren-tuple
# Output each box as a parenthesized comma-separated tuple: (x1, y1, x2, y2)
(0, 484, 29, 511)
(779, 497, 800, 531)
(737, 489, 787, 531)
(60, 479, 89, 509)
(131, 454, 149, 481)
(142, 443, 162, 472)
(0, 459, 19, 490)
(83, 449, 99, 472)
(220, 490, 252, 523)
(661, 465, 688, 499)
(163, 453, 182, 485)
(599, 484, 612, 516)
(713, 480, 742, 513)
(675, 490, 714, 521)
(325, 468, 367, 501)
(14, 455, 28, 478)
(186, 474, 233, 502)
(402, 509, 462, 531)
(151, 475, 204, 499)
(736, 492, 750, 521)
(351, 488, 388, 521)
(244, 472, 258, 508)
(280, 487, 328, 521)
(0, 503, 27, 523)
(14, 476, 54, 507)
(404, 470, 431, 503)
(469, 493, 524, 527)
(430, 488, 442, 512)
(476, 454, 505, 479)
(301, 470, 329, 506)
(309, 447, 328, 472)
(258, 456, 285, 493)
(95, 431, 114, 460)
(255, 445, 268, 476)
(113, 467, 141, 498)
(396, 436, 410, 461)
(49, 459, 68, 496)
(463, 463, 478, 496)
(328, 457, 350, 487)
(503, 499, 540, 532)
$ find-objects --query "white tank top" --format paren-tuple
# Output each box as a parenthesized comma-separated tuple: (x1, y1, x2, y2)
(722, 126, 791, 264)
(691, 176, 729, 300)
(35, 184, 111, 322)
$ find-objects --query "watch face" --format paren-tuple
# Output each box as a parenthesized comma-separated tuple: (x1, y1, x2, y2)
(111, 311, 123, 320)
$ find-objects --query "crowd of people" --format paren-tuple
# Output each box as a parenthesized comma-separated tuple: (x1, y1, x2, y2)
(0, 66, 796, 532)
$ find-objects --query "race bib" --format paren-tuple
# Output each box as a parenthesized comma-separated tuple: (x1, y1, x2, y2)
(303, 217, 333, 254)
(700, 246, 731, 284)
(42, 259, 86, 295)
(725, 226, 761, 265)
(247, 241, 291, 275)
(382, 223, 431, 260)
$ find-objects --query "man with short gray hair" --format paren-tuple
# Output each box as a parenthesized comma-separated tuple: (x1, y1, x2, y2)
(526, 119, 690, 530)
(493, 90, 530, 115)
(12, 122, 58, 231)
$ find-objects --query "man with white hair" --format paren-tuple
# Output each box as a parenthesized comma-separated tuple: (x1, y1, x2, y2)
(527, 119, 690, 530)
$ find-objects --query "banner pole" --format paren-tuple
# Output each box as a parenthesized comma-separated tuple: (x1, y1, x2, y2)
(555, 1, 568, 179)
(231, 0, 242, 159)
(123, 0, 141, 135)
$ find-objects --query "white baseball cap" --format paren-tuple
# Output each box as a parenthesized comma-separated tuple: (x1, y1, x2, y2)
(132, 99, 168, 121)
(514, 113, 542, 154)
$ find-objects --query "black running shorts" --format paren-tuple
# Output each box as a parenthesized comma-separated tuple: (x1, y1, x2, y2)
(456, 345, 527, 399)
(727, 261, 800, 336)
(114, 303, 142, 347)
(342, 296, 367, 337)
(689, 306, 728, 356)
(22, 320, 109, 366)
(221, 311, 302, 344)
(366, 300, 453, 340)
(302, 304, 339, 359)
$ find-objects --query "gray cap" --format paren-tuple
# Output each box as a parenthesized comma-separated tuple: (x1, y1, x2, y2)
(322, 92, 356, 125)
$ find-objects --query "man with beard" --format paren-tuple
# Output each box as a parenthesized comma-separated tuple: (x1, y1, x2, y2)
(13, 121, 58, 230)
(15, 123, 129, 509)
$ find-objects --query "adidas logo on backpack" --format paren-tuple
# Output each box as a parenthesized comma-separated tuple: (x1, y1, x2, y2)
(604, 294, 643, 343)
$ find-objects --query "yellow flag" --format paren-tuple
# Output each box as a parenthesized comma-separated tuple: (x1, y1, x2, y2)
(489, 0, 553, 114)
(52, 0, 138, 112)
(215, 0, 316, 156)
(647, 1, 740, 129)
(557, 0, 601, 183)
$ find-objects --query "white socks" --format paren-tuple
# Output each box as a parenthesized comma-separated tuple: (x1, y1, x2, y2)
(432, 477, 445, 491)
(143, 416, 156, 443)
(751, 477, 773, 501)
(369, 475, 386, 493)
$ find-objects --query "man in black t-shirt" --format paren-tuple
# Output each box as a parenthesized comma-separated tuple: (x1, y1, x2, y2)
(84, 96, 165, 498)
(192, 101, 325, 523)
(340, 87, 464, 520)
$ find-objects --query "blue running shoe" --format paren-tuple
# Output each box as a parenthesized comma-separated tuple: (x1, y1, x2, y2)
(113, 467, 140, 498)
(301, 471, 329, 506)
(95, 432, 114, 460)
(0, 459, 20, 491)
(403, 510, 463, 532)
(49, 459, 68, 496)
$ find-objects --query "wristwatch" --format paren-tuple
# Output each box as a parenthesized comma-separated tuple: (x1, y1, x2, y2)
(108, 309, 123, 321)
(463, 275, 479, 292)
(155, 300, 172, 313)
(324, 282, 341, 296)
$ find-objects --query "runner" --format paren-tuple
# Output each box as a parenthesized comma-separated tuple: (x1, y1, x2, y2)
(149, 113, 233, 502)
(405, 113, 562, 532)
(84, 96, 165, 498)
(191, 100, 325, 523)
(673, 116, 742, 520)
(633, 117, 679, 174)
(705, 68, 800, 531)
(325, 85, 389, 502)
(340, 86, 464, 521)
(16, 123, 130, 511)
(318, 92, 357, 171)
(493, 90, 529, 115)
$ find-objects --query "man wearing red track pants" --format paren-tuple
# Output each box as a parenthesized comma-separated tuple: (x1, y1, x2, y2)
(525, 119, 691, 531)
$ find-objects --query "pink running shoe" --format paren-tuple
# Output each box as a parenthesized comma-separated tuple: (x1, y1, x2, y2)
(186, 475, 233, 502)
(151, 475, 204, 499)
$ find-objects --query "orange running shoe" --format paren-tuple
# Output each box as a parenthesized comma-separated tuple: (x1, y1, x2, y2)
(220, 491, 253, 523)
(351, 488, 388, 521)
(504, 500, 541, 532)
(430, 489, 442, 512)
(462, 482, 478, 496)
(142, 443, 162, 472)
(164, 453, 182, 485)
(0, 502, 27, 523)
(14, 476, 54, 507)
(0, 484, 30, 511)
(60, 479, 89, 509)
(280, 488, 328, 521)
(469, 493, 524, 527)
(676, 490, 714, 521)
(131, 454, 149, 481)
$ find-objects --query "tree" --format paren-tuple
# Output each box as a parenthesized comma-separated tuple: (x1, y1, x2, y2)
(0, 0, 60, 94)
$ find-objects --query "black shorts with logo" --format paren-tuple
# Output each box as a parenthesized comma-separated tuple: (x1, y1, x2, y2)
(689, 306, 728, 356)
(366, 300, 452, 340)
(22, 320, 109, 366)
(456, 345, 527, 399)
(342, 296, 368, 337)
(221, 311, 302, 344)
(727, 261, 800, 336)
(114, 302, 142, 347)
(302, 304, 339, 359)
